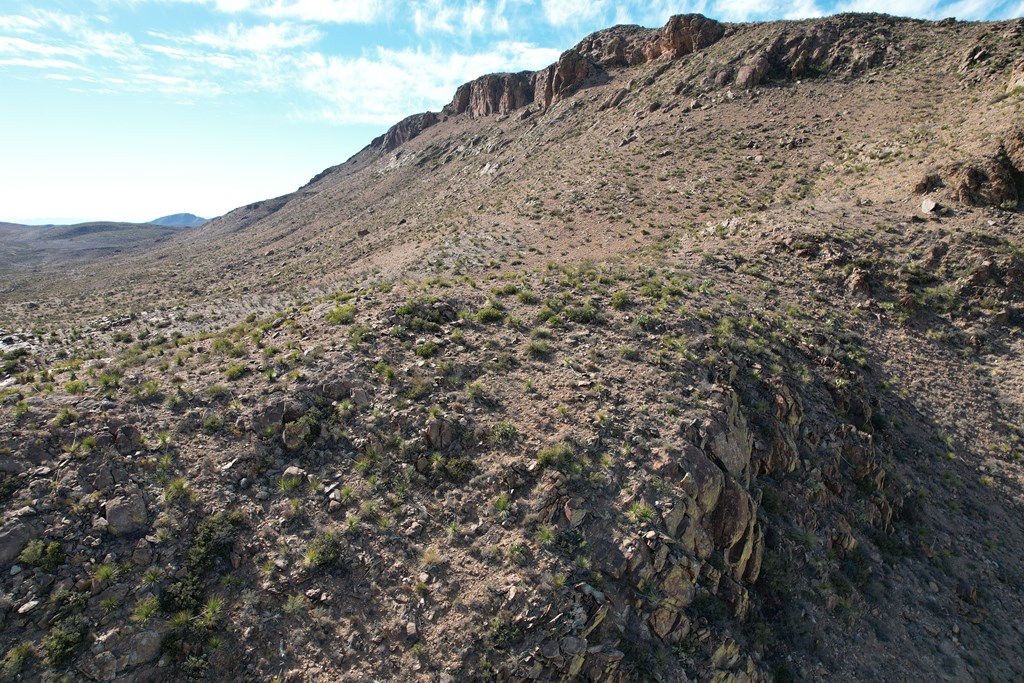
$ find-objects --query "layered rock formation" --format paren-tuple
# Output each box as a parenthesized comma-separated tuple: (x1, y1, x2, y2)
(373, 111, 440, 153)
(374, 14, 727, 151)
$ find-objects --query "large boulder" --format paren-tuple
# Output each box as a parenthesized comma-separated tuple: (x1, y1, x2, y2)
(105, 487, 148, 536)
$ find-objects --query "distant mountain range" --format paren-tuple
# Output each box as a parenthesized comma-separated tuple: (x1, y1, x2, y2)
(0, 213, 206, 271)
(149, 213, 207, 228)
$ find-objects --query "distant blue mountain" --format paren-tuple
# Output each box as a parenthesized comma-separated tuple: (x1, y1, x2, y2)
(149, 213, 207, 228)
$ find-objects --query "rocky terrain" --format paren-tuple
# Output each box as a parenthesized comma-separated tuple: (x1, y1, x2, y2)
(0, 12, 1023, 683)
(0, 221, 189, 279)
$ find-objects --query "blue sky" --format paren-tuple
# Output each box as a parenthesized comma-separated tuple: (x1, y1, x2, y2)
(1, 0, 1021, 224)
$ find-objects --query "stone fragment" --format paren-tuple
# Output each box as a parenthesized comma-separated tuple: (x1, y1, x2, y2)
(660, 563, 696, 608)
(0, 523, 32, 564)
(128, 631, 162, 666)
(78, 651, 117, 681)
(105, 489, 147, 536)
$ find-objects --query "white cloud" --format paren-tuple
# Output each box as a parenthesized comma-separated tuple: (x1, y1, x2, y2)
(118, 0, 391, 23)
(413, 0, 458, 33)
(409, 0, 510, 36)
(189, 21, 322, 51)
(0, 57, 85, 69)
(940, 0, 1008, 19)
(294, 40, 560, 123)
(835, 0, 941, 17)
(245, 0, 390, 23)
(0, 36, 81, 58)
(541, 0, 611, 26)
(463, 1, 487, 32)
(0, 15, 46, 33)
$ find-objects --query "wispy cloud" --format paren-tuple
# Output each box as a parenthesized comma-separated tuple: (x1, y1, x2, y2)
(540, 0, 612, 27)
(0, 57, 85, 69)
(113, 0, 391, 23)
(410, 0, 510, 35)
(294, 40, 560, 123)
(188, 21, 322, 51)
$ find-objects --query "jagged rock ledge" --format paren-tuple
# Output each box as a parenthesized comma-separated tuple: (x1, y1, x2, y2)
(370, 14, 725, 153)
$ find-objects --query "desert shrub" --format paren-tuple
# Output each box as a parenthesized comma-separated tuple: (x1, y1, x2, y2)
(325, 305, 356, 325)
(415, 341, 440, 358)
(525, 340, 552, 359)
(304, 531, 343, 568)
(476, 307, 505, 324)
(18, 540, 64, 572)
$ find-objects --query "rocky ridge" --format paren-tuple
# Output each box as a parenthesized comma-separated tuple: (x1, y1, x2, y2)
(0, 11, 1023, 683)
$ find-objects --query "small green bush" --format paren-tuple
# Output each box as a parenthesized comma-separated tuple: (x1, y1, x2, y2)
(325, 305, 356, 325)
(477, 307, 505, 324)
(525, 340, 552, 359)
(18, 540, 64, 572)
(415, 341, 440, 358)
(224, 363, 247, 380)
(304, 531, 343, 568)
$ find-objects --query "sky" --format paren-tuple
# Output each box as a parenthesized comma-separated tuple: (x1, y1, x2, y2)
(1, 0, 1021, 224)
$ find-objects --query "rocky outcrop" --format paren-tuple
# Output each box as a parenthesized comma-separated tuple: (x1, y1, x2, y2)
(104, 486, 148, 536)
(374, 112, 440, 153)
(946, 155, 1021, 209)
(729, 15, 901, 89)
(447, 72, 535, 117)
(643, 13, 726, 61)
(373, 14, 727, 151)
(533, 48, 601, 110)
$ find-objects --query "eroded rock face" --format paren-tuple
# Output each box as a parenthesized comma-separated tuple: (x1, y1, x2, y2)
(374, 14, 727, 148)
(534, 48, 600, 111)
(644, 14, 726, 61)
(448, 72, 535, 118)
(375, 112, 440, 153)
(947, 155, 1021, 209)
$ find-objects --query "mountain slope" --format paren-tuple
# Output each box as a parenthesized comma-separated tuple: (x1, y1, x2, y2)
(0, 221, 182, 276)
(0, 12, 1022, 683)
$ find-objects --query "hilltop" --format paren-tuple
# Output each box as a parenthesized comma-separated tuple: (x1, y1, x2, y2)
(149, 214, 208, 229)
(0, 12, 1022, 683)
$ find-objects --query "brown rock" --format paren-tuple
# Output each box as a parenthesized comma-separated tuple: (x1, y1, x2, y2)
(649, 607, 679, 639)
(708, 477, 753, 549)
(534, 49, 597, 110)
(282, 420, 311, 450)
(0, 522, 33, 564)
(78, 651, 117, 681)
(448, 72, 535, 118)
(736, 53, 772, 89)
(660, 563, 696, 608)
(643, 14, 725, 61)
(947, 155, 1021, 209)
(128, 631, 162, 666)
(677, 444, 724, 514)
(114, 425, 141, 455)
(376, 112, 440, 152)
(706, 393, 753, 478)
(105, 488, 147, 536)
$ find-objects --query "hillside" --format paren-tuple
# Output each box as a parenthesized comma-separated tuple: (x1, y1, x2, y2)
(0, 12, 1023, 683)
(149, 214, 208, 229)
(0, 221, 183, 283)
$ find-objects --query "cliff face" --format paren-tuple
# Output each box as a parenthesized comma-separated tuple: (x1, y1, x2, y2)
(373, 111, 440, 153)
(375, 14, 727, 151)
(447, 72, 536, 118)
